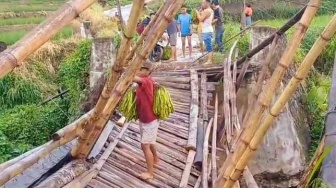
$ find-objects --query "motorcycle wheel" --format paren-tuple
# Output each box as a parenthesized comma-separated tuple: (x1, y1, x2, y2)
(149, 46, 163, 62)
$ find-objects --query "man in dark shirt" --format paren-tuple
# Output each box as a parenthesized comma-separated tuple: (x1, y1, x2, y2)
(212, 1, 224, 53)
(166, 18, 179, 61)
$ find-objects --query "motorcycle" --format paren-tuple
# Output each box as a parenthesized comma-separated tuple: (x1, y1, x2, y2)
(149, 32, 169, 62)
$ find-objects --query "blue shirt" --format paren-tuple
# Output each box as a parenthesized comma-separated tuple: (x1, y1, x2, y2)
(177, 14, 192, 35)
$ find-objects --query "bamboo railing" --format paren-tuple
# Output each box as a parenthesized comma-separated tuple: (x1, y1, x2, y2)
(215, 0, 322, 187)
(0, 0, 97, 79)
(72, 0, 186, 158)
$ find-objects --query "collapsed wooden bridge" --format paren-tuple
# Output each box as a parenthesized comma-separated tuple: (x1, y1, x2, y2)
(0, 0, 336, 187)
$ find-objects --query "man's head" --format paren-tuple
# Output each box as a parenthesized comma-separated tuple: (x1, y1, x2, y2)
(202, 0, 211, 9)
(137, 60, 153, 77)
(181, 5, 187, 14)
(246, 3, 251, 7)
(211, 1, 219, 9)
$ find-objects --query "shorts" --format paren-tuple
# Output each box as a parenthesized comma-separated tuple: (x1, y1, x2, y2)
(140, 119, 159, 144)
(169, 33, 177, 46)
(202, 32, 213, 52)
(181, 33, 192, 37)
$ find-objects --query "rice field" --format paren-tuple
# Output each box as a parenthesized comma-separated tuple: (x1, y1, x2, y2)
(0, 0, 73, 46)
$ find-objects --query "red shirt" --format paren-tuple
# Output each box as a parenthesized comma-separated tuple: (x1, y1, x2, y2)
(136, 76, 157, 123)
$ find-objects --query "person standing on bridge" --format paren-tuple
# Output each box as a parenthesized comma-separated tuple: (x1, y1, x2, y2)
(133, 60, 159, 180)
(167, 18, 179, 61)
(177, 5, 193, 59)
(196, 0, 214, 64)
(212, 1, 225, 53)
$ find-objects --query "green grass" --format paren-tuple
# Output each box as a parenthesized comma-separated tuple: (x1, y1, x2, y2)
(259, 15, 333, 29)
(0, 4, 60, 12)
(0, 17, 45, 26)
(0, 27, 73, 45)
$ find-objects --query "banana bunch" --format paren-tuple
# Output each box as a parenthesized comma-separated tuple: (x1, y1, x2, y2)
(118, 87, 138, 121)
(153, 86, 175, 120)
(191, 9, 199, 24)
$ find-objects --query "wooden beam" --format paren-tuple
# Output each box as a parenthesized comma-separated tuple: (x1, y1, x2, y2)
(179, 150, 196, 188)
(186, 69, 199, 151)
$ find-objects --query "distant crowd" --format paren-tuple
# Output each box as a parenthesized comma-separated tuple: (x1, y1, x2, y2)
(137, 0, 253, 64)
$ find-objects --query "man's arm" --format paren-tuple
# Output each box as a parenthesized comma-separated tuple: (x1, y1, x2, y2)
(133, 76, 143, 84)
(196, 9, 210, 22)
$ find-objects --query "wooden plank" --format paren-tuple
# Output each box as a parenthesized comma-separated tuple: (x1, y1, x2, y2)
(179, 150, 196, 188)
(186, 69, 199, 151)
(88, 121, 115, 159)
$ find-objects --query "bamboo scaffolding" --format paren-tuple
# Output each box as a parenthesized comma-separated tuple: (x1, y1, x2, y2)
(64, 123, 130, 188)
(194, 160, 211, 188)
(215, 1, 322, 187)
(0, 0, 97, 79)
(0, 132, 77, 186)
(74, 0, 183, 158)
(71, 0, 145, 158)
(202, 118, 214, 188)
(186, 69, 199, 151)
(245, 13, 336, 186)
(211, 94, 219, 187)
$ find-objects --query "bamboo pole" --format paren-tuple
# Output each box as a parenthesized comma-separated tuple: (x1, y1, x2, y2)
(186, 69, 199, 151)
(52, 110, 93, 140)
(215, 1, 322, 187)
(298, 136, 326, 188)
(73, 0, 186, 158)
(246, 13, 336, 186)
(0, 132, 77, 186)
(202, 118, 214, 188)
(0, 0, 97, 79)
(211, 94, 218, 187)
(71, 0, 145, 158)
(64, 123, 130, 188)
(35, 159, 90, 188)
(243, 168, 259, 188)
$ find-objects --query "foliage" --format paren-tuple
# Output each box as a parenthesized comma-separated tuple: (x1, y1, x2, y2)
(0, 16, 45, 26)
(222, 23, 250, 55)
(305, 72, 331, 156)
(0, 100, 69, 162)
(58, 39, 92, 119)
(0, 74, 42, 110)
(162, 46, 172, 60)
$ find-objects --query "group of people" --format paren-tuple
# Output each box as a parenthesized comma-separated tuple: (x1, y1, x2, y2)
(166, 0, 224, 65)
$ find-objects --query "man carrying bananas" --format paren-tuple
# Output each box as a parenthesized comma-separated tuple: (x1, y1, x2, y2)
(133, 60, 159, 180)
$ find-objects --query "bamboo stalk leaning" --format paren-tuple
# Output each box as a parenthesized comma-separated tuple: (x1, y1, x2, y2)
(0, 0, 97, 79)
(248, 13, 336, 183)
(72, 0, 145, 158)
(73, 0, 187, 158)
(215, 1, 322, 187)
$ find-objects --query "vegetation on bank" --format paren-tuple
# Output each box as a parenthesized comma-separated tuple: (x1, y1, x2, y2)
(0, 39, 91, 162)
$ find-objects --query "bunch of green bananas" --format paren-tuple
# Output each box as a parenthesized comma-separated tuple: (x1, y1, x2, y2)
(153, 86, 175, 120)
(118, 87, 138, 121)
